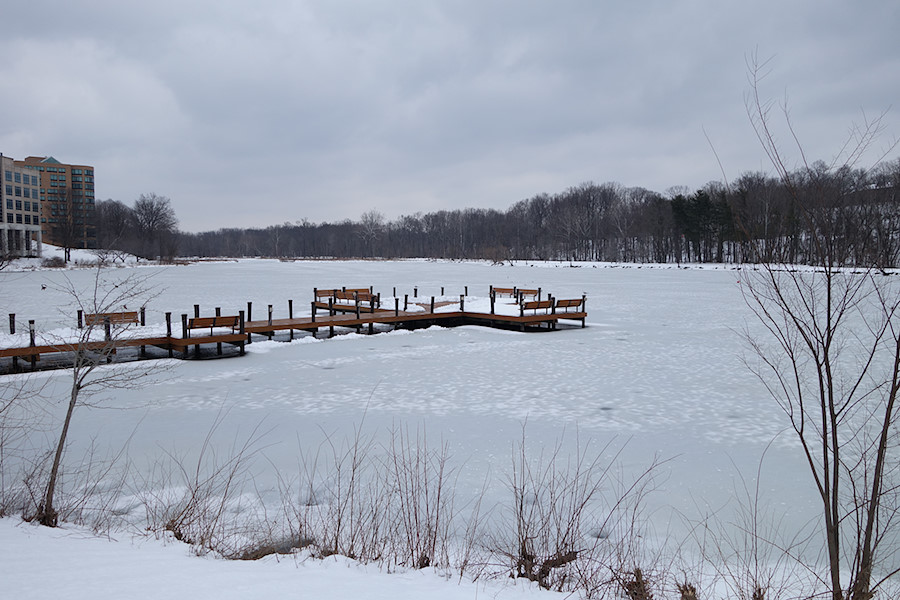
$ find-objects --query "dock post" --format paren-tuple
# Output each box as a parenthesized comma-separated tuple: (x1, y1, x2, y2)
(328, 297, 334, 316)
(582, 295, 587, 328)
(77, 309, 83, 329)
(247, 301, 253, 322)
(441, 286, 444, 296)
(289, 299, 294, 340)
(9, 314, 16, 369)
(393, 286, 396, 297)
(414, 286, 418, 298)
(395, 298, 399, 317)
(267, 305, 273, 340)
(310, 301, 316, 323)
(181, 314, 190, 358)
(460, 294, 465, 312)
(29, 320, 36, 370)
(465, 285, 468, 296)
(404, 294, 408, 311)
(490, 291, 495, 314)
(430, 296, 435, 314)
(104, 317, 113, 362)
(140, 306, 146, 326)
(489, 285, 493, 296)
(216, 307, 223, 355)
(194, 304, 200, 319)
(165, 312, 173, 357)
(538, 287, 542, 301)
(355, 295, 361, 333)
(238, 311, 246, 355)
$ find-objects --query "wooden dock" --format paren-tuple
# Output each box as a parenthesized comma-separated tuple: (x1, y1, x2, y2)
(1, 286, 586, 373)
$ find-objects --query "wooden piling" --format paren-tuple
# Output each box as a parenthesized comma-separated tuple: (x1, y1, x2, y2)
(166, 312, 173, 357)
(77, 310, 83, 329)
(216, 307, 223, 354)
(29, 320, 36, 369)
(289, 299, 294, 340)
(238, 311, 246, 355)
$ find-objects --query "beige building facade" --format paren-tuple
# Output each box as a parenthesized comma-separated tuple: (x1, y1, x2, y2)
(18, 155, 96, 249)
(1, 154, 42, 257)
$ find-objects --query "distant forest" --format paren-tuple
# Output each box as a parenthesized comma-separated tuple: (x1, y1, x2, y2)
(96, 159, 900, 268)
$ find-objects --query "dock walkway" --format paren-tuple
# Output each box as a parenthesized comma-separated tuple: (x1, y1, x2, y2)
(1, 286, 586, 373)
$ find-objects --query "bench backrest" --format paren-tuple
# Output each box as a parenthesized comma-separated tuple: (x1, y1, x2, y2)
(188, 315, 240, 329)
(84, 311, 139, 326)
(315, 289, 338, 299)
(522, 299, 553, 311)
(492, 287, 516, 296)
(334, 290, 375, 302)
(518, 288, 540, 299)
(555, 298, 584, 309)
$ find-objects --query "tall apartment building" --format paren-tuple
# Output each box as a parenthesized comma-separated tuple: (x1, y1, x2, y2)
(18, 156, 96, 249)
(1, 154, 43, 257)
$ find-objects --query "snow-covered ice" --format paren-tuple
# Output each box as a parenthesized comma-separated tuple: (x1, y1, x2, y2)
(0, 258, 829, 597)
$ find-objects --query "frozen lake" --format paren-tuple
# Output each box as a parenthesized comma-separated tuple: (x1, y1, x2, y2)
(1, 259, 815, 553)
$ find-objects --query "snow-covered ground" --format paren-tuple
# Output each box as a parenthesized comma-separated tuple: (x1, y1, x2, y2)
(0, 258, 845, 597)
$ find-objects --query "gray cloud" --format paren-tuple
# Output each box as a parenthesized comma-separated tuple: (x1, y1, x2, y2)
(1, 0, 897, 231)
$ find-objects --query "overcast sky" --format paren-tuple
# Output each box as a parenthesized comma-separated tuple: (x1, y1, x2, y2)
(1, 1, 897, 232)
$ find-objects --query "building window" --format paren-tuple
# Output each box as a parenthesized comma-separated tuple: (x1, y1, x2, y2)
(32, 203, 38, 212)
(14, 172, 21, 183)
(15, 214, 22, 224)
(24, 215, 31, 224)
(31, 175, 38, 186)
(5, 199, 11, 209)
(5, 215, 12, 223)
(24, 201, 30, 211)
(15, 200, 22, 210)
(4, 185, 11, 196)
(14, 187, 21, 197)
(4, 171, 11, 182)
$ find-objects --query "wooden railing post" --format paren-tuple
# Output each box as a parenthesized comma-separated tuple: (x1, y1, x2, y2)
(404, 294, 408, 311)
(194, 304, 200, 319)
(140, 306, 146, 326)
(430, 296, 435, 314)
(247, 301, 253, 322)
(8, 313, 15, 335)
(460, 294, 465, 312)
(490, 291, 495, 314)
(395, 297, 399, 317)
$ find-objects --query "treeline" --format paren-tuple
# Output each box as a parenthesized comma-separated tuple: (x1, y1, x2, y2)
(96, 159, 900, 267)
(93, 193, 179, 261)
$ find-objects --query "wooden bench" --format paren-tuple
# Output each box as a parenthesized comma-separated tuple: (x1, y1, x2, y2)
(520, 299, 554, 316)
(491, 286, 517, 297)
(553, 297, 587, 328)
(186, 315, 241, 337)
(79, 308, 145, 329)
(517, 288, 540, 300)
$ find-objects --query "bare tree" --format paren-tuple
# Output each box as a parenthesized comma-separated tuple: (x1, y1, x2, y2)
(32, 266, 163, 527)
(358, 210, 384, 257)
(741, 55, 900, 600)
(134, 193, 179, 261)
